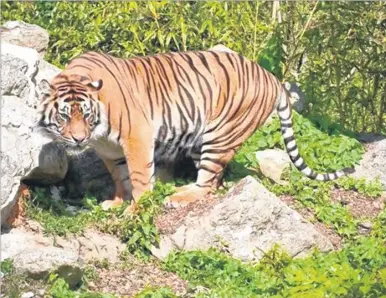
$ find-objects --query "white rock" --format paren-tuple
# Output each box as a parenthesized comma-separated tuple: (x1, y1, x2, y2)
(21, 292, 35, 298)
(283, 81, 306, 113)
(1, 229, 81, 287)
(255, 149, 291, 184)
(1, 42, 40, 108)
(152, 176, 333, 262)
(1, 227, 125, 287)
(0, 95, 68, 226)
(1, 20, 49, 57)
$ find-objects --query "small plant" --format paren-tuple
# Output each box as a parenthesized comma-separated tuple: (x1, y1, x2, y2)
(0, 258, 14, 276)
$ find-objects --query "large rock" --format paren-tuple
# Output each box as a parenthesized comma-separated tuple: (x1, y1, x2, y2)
(0, 41, 68, 226)
(1, 225, 125, 287)
(1, 229, 81, 287)
(0, 21, 49, 57)
(351, 136, 386, 190)
(283, 81, 306, 113)
(1, 95, 68, 226)
(152, 176, 333, 262)
(1, 41, 40, 108)
(63, 149, 114, 202)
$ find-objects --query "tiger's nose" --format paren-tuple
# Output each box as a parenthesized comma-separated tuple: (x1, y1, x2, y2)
(71, 134, 85, 144)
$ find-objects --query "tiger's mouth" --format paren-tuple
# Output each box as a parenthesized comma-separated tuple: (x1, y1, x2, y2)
(61, 139, 91, 154)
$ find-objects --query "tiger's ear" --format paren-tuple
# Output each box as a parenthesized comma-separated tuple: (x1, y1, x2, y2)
(38, 79, 54, 96)
(87, 79, 103, 91)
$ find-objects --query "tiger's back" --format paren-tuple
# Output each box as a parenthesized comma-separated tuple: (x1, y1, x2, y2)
(65, 50, 281, 163)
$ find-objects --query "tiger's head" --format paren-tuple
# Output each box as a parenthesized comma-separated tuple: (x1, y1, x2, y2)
(37, 73, 107, 151)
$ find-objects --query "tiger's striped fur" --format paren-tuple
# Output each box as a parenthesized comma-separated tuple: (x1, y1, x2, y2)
(38, 50, 354, 210)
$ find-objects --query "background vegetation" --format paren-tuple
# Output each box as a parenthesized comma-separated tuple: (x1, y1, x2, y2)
(1, 0, 386, 133)
(1, 1, 386, 297)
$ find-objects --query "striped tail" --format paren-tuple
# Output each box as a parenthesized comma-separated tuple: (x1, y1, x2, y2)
(276, 88, 355, 181)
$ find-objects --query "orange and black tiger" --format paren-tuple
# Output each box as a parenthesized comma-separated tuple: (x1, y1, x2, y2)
(38, 49, 354, 212)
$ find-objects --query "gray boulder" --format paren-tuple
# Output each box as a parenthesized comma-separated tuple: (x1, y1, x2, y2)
(152, 176, 333, 262)
(0, 95, 68, 226)
(0, 20, 49, 57)
(352, 136, 386, 190)
(1, 225, 125, 287)
(255, 149, 291, 185)
(1, 228, 81, 287)
(283, 81, 306, 113)
(63, 149, 114, 201)
(0, 40, 68, 226)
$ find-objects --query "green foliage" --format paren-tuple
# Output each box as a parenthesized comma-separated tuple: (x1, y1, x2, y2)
(1, 259, 30, 298)
(0, 258, 14, 275)
(26, 181, 175, 260)
(164, 235, 386, 298)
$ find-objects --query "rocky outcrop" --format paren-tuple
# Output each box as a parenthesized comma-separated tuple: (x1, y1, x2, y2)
(1, 224, 125, 287)
(152, 176, 333, 262)
(352, 135, 386, 190)
(1, 94, 68, 226)
(0, 38, 70, 227)
(0, 21, 49, 57)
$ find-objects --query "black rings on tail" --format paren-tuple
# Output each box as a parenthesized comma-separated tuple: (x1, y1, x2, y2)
(276, 88, 355, 181)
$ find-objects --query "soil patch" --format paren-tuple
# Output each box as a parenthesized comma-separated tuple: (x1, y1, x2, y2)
(155, 195, 219, 235)
(331, 189, 385, 219)
(88, 260, 187, 297)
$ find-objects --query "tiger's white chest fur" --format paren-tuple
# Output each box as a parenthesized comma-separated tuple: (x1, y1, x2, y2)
(90, 137, 125, 160)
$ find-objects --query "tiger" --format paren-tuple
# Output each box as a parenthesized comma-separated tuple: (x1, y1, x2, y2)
(37, 49, 354, 213)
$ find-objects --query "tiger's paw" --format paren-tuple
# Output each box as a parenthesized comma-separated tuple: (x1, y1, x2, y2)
(123, 201, 139, 216)
(164, 184, 209, 209)
(100, 197, 123, 211)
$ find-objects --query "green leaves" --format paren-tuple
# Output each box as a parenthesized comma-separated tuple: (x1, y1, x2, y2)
(164, 236, 386, 298)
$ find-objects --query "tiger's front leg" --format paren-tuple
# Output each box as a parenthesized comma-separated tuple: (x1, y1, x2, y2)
(121, 135, 155, 214)
(99, 156, 131, 211)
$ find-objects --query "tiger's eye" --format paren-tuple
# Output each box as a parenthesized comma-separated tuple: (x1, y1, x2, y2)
(88, 114, 94, 124)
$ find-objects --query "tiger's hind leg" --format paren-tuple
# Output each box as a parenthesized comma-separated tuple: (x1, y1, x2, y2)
(164, 145, 236, 208)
